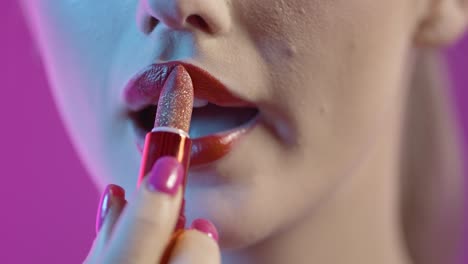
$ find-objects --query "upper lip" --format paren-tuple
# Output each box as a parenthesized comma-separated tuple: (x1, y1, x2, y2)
(122, 61, 257, 112)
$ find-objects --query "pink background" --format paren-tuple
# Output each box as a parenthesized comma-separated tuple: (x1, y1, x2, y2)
(1, 2, 467, 263)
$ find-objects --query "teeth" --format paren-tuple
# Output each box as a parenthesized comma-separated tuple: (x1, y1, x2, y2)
(152, 97, 209, 108)
(193, 97, 209, 108)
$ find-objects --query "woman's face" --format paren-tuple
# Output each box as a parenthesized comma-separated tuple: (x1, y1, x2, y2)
(22, 0, 419, 248)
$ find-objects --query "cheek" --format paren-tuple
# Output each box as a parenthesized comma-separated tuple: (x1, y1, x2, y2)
(22, 1, 140, 188)
(22, 0, 135, 133)
(216, 0, 413, 245)
(25, 1, 128, 72)
(248, 0, 412, 152)
(24, 1, 108, 141)
(235, 0, 412, 164)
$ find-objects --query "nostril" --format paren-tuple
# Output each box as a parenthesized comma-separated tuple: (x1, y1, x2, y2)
(147, 17, 159, 33)
(186, 15, 209, 32)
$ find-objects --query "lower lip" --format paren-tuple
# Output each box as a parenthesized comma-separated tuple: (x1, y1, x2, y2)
(135, 114, 261, 167)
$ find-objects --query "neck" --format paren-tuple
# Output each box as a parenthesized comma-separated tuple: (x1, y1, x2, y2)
(222, 92, 412, 264)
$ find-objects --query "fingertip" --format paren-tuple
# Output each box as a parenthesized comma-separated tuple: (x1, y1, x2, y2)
(107, 184, 126, 198)
(168, 229, 221, 264)
(96, 184, 126, 234)
(100, 182, 183, 263)
(190, 218, 219, 243)
(146, 156, 184, 196)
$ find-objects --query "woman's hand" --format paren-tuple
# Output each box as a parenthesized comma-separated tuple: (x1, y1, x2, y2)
(83, 157, 221, 264)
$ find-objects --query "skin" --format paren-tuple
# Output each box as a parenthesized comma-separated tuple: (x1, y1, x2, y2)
(21, 0, 468, 263)
(84, 157, 221, 263)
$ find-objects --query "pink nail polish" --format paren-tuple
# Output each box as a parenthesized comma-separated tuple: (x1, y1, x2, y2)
(146, 156, 183, 196)
(191, 218, 219, 242)
(96, 184, 125, 234)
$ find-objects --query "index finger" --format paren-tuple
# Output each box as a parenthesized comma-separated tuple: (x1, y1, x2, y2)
(100, 157, 184, 264)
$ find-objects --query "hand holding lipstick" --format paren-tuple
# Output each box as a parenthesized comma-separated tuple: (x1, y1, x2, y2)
(85, 65, 219, 263)
(84, 157, 220, 264)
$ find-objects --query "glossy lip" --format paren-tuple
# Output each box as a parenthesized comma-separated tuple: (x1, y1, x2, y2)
(124, 61, 261, 167)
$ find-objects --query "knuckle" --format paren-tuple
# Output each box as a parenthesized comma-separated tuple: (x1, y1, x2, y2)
(134, 213, 166, 232)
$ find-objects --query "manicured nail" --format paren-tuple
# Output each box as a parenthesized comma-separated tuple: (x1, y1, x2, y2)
(191, 218, 219, 242)
(146, 156, 183, 196)
(96, 184, 125, 234)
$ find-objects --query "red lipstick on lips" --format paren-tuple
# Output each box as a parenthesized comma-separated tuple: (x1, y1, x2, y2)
(137, 65, 193, 230)
(124, 61, 260, 167)
(124, 62, 256, 111)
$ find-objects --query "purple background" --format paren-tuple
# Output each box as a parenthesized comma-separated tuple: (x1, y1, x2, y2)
(1, 2, 467, 264)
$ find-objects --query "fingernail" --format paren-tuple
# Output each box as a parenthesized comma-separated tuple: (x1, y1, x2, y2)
(96, 184, 125, 234)
(146, 156, 183, 196)
(190, 218, 219, 242)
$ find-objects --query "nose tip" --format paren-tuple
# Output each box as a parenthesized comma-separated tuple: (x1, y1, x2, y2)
(137, 0, 231, 35)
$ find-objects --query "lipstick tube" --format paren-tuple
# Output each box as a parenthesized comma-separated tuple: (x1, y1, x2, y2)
(137, 127, 192, 230)
(137, 127, 191, 188)
(136, 64, 194, 234)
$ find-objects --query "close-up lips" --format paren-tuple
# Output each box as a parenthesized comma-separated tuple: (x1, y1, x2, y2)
(123, 61, 261, 167)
